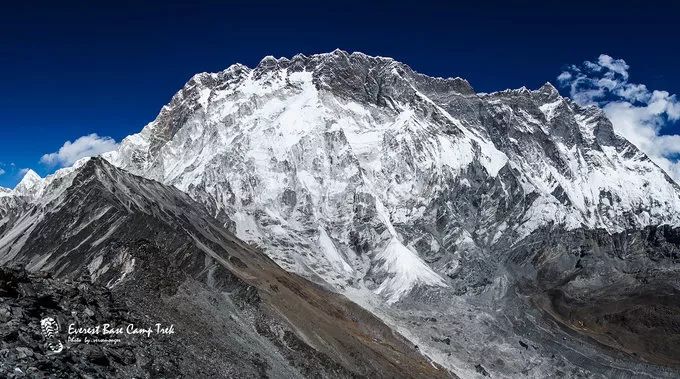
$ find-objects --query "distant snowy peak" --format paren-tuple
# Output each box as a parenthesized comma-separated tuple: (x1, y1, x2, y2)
(9, 158, 92, 203)
(13, 169, 43, 197)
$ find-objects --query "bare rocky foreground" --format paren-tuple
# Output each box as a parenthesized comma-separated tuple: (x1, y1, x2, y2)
(0, 259, 449, 378)
(0, 266, 186, 378)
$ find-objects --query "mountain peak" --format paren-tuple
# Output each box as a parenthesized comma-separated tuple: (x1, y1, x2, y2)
(18, 168, 40, 183)
(13, 169, 43, 196)
(256, 55, 279, 68)
(540, 81, 557, 91)
(538, 81, 559, 95)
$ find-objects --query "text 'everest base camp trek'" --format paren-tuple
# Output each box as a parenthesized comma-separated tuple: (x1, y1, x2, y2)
(1, 50, 680, 378)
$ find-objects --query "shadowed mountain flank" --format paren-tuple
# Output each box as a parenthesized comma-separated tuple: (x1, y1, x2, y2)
(0, 158, 452, 378)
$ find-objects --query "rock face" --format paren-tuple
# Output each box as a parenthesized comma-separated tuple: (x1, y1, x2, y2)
(2, 50, 680, 377)
(0, 158, 452, 378)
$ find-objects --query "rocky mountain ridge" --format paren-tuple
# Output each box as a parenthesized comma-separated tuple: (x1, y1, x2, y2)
(0, 157, 451, 378)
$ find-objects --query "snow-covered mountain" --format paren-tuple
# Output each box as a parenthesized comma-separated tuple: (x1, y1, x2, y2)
(101, 50, 680, 302)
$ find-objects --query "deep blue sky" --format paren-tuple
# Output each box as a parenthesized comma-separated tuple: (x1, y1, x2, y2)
(1, 0, 679, 186)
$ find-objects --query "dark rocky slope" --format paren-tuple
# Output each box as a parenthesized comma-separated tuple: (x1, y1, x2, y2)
(0, 158, 452, 378)
(508, 225, 680, 369)
(0, 266, 186, 378)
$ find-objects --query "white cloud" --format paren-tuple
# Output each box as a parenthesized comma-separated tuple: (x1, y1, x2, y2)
(557, 71, 572, 82)
(584, 60, 602, 72)
(41, 133, 119, 167)
(558, 54, 680, 181)
(597, 55, 629, 79)
(0, 168, 5, 176)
